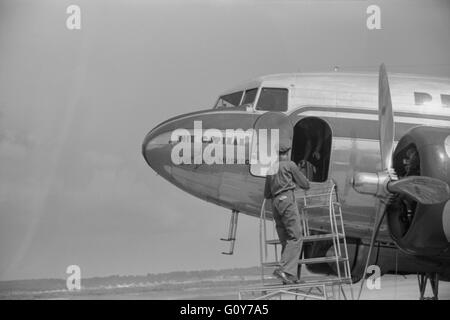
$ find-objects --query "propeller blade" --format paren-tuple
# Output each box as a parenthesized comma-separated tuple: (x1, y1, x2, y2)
(388, 176, 450, 204)
(378, 63, 394, 171)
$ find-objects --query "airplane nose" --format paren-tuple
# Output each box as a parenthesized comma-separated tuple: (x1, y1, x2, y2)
(142, 130, 154, 167)
(142, 125, 173, 177)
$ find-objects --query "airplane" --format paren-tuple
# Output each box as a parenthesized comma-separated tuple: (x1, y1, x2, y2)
(142, 64, 450, 299)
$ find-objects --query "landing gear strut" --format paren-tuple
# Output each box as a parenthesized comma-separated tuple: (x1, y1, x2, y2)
(417, 272, 439, 300)
(220, 210, 239, 255)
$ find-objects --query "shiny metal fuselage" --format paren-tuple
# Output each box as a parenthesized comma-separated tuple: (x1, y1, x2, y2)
(142, 73, 450, 245)
(143, 107, 450, 244)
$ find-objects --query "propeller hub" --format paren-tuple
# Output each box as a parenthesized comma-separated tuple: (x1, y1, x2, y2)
(353, 172, 391, 198)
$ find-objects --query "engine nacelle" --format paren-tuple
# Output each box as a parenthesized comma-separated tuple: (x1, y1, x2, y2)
(387, 126, 450, 256)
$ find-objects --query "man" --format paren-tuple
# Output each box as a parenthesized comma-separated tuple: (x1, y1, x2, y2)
(264, 142, 310, 284)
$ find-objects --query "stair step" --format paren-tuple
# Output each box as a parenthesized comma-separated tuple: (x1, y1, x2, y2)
(301, 204, 330, 209)
(266, 233, 344, 245)
(258, 276, 353, 287)
(262, 256, 348, 267)
(299, 256, 348, 264)
(300, 202, 341, 210)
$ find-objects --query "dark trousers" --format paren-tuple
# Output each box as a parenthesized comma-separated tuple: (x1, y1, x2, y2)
(272, 191, 303, 277)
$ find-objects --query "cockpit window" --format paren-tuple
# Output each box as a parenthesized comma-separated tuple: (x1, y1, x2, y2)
(215, 91, 243, 108)
(241, 88, 258, 105)
(256, 87, 288, 112)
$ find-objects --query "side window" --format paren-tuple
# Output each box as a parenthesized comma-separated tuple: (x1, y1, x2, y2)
(256, 88, 288, 112)
(241, 88, 258, 105)
(215, 91, 243, 108)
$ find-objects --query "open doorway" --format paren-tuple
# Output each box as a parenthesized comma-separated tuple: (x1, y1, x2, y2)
(291, 117, 332, 182)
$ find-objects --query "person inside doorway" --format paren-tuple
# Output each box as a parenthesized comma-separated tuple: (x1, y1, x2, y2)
(294, 118, 331, 182)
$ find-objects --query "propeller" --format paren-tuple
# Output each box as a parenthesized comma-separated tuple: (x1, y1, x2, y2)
(354, 64, 450, 299)
(388, 176, 450, 205)
(378, 63, 394, 171)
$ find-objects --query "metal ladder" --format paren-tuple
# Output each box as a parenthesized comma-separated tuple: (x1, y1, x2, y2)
(239, 180, 353, 300)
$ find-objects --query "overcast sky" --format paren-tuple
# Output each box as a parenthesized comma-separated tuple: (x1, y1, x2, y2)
(0, 0, 449, 280)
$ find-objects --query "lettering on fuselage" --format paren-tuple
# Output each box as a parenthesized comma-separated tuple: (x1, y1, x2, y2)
(414, 92, 450, 107)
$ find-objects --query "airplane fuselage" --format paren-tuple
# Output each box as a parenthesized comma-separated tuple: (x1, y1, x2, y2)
(143, 72, 450, 255)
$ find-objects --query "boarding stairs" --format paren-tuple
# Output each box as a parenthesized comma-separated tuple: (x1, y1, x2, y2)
(238, 180, 353, 300)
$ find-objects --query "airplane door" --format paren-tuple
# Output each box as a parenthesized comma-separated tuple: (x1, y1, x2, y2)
(250, 112, 293, 177)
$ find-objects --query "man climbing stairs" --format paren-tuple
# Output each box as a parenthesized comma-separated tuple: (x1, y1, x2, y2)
(239, 180, 353, 300)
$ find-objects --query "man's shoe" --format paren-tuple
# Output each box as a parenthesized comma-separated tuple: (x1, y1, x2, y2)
(273, 268, 294, 285)
(286, 274, 299, 284)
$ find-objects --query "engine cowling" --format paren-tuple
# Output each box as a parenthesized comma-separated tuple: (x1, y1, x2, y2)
(387, 126, 450, 256)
